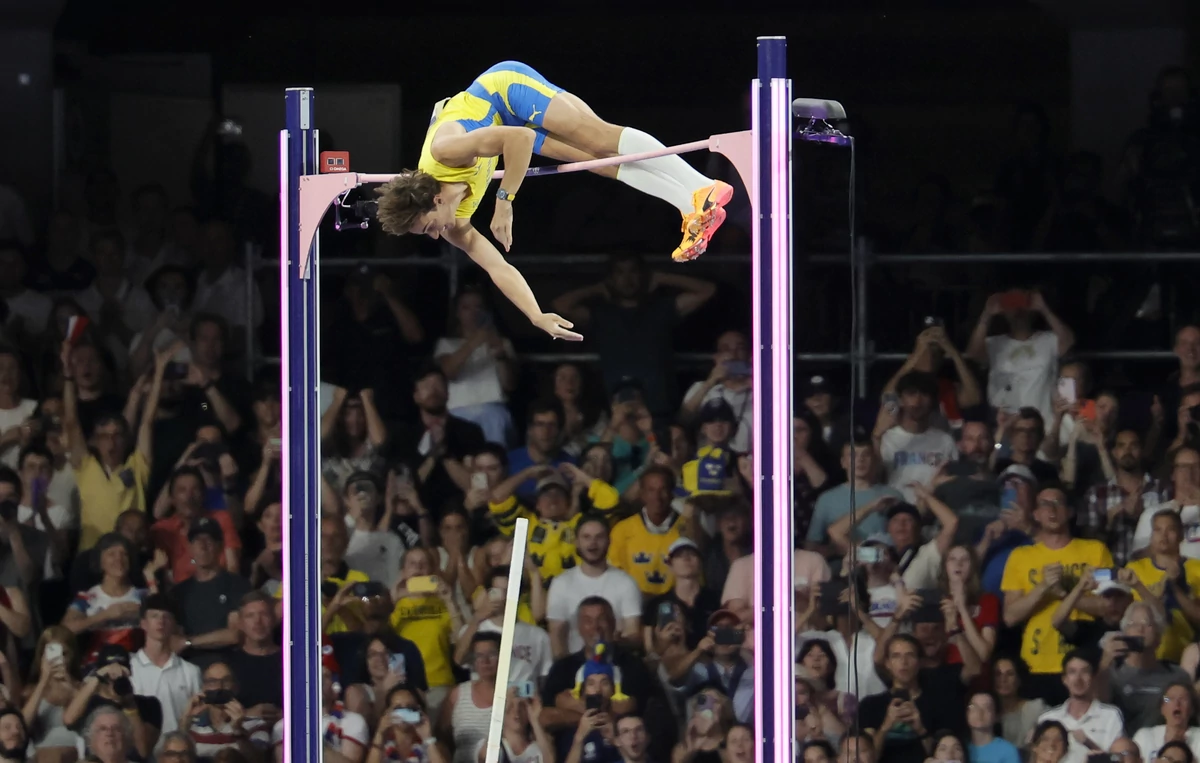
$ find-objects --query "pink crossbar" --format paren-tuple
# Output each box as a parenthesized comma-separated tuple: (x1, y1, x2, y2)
(354, 137, 714, 184)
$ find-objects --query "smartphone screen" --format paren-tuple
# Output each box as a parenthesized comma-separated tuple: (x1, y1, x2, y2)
(1057, 377, 1078, 404)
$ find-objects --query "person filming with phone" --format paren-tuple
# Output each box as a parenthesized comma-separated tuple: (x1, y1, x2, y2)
(178, 660, 264, 760)
(681, 331, 753, 454)
(668, 609, 753, 724)
(1097, 601, 1189, 735)
(363, 685, 444, 763)
(564, 654, 623, 763)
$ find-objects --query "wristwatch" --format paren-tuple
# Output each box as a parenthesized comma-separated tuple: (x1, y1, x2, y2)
(496, 189, 516, 202)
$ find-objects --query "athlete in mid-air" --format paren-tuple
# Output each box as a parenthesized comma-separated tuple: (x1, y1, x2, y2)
(374, 61, 733, 341)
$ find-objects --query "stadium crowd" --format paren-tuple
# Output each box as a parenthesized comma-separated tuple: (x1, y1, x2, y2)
(0, 65, 1199, 763)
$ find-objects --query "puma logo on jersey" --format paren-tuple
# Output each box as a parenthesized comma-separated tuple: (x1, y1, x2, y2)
(528, 109, 542, 122)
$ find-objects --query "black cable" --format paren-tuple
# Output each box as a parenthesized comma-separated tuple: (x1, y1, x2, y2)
(845, 134, 861, 732)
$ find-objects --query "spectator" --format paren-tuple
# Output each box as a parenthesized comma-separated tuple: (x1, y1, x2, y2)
(967, 289, 1075, 426)
(806, 440, 901, 557)
(800, 738, 835, 763)
(129, 265, 195, 379)
(677, 398, 738, 499)
(226, 592, 283, 726)
(178, 660, 267, 760)
(994, 408, 1059, 486)
(0, 242, 51, 349)
(1131, 681, 1200, 763)
(387, 546, 464, 718)
(680, 330, 753, 454)
(397, 363, 485, 512)
(362, 684, 444, 763)
(62, 532, 148, 662)
(190, 221, 264, 346)
(540, 598, 653, 760)
(1133, 448, 1200, 558)
(129, 593, 202, 740)
(322, 388, 388, 495)
(507, 399, 575, 506)
(64, 644, 162, 760)
(669, 608, 753, 723)
(344, 471, 413, 584)
(377, 466, 435, 551)
(994, 655, 1049, 751)
(550, 362, 606, 458)
(75, 229, 155, 370)
(551, 255, 716, 418)
(609, 466, 685, 596)
(1157, 326, 1200, 456)
(1111, 738, 1144, 763)
(21, 626, 84, 757)
(695, 497, 750, 597)
(66, 342, 169, 552)
(342, 631, 425, 730)
(178, 313, 251, 439)
(1028, 720, 1070, 763)
(967, 690, 1022, 763)
(828, 482, 958, 591)
(938, 544, 1000, 668)
(643, 537, 721, 655)
(0, 709, 28, 763)
(1125, 509, 1200, 662)
(881, 323, 983, 434)
(0, 346, 38, 469)
(64, 342, 125, 441)
(546, 517, 642, 657)
(1001, 486, 1113, 703)
(434, 286, 518, 446)
(1080, 428, 1170, 565)
(839, 733, 877, 763)
(797, 640, 858, 731)
(1050, 569, 1137, 660)
(872, 371, 957, 503)
(489, 467, 617, 585)
(314, 648, 368, 763)
(1037, 650, 1124, 763)
(453, 566, 552, 687)
(159, 730, 198, 763)
(1099, 601, 1190, 734)
(795, 665, 846, 745)
(28, 211, 95, 292)
(151, 466, 241, 581)
(670, 687, 735, 763)
(168, 517, 251, 671)
(437, 632, 498, 763)
(126, 184, 188, 287)
(614, 714, 651, 763)
(859, 634, 965, 763)
(83, 704, 139, 763)
(928, 731, 966, 763)
(247, 502, 283, 595)
(474, 692, 552, 763)
(796, 573, 887, 699)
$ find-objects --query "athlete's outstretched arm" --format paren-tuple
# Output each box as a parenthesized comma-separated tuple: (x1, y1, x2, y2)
(431, 126, 535, 251)
(444, 221, 582, 342)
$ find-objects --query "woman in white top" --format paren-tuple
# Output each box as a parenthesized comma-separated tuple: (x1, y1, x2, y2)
(473, 692, 553, 763)
(1133, 682, 1200, 763)
(21, 626, 83, 755)
(994, 656, 1047, 751)
(0, 346, 38, 469)
(321, 386, 388, 493)
(437, 632, 499, 763)
(434, 288, 517, 447)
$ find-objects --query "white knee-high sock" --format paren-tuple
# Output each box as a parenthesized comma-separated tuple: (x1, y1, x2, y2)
(615, 162, 693, 214)
(617, 127, 713, 192)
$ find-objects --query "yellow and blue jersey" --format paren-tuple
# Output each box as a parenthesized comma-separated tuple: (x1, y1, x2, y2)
(488, 478, 619, 582)
(609, 510, 688, 596)
(418, 61, 562, 219)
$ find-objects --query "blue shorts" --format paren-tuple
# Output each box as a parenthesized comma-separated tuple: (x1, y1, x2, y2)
(466, 61, 562, 153)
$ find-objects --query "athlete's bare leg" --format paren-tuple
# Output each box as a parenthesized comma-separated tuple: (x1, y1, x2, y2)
(540, 93, 624, 158)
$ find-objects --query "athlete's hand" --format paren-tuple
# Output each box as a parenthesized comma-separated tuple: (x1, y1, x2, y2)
(532, 313, 583, 342)
(491, 201, 514, 252)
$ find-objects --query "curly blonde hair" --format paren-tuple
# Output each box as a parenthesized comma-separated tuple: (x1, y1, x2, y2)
(374, 171, 442, 235)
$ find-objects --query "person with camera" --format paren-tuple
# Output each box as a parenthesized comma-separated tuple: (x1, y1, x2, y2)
(364, 684, 445, 763)
(881, 321, 983, 435)
(1049, 567, 1141, 660)
(453, 566, 552, 686)
(666, 609, 752, 724)
(967, 289, 1076, 426)
(342, 471, 411, 585)
(1124, 510, 1200, 664)
(64, 644, 162, 761)
(563, 657, 624, 763)
(681, 331, 753, 454)
(1097, 601, 1190, 735)
(859, 634, 965, 763)
(178, 660, 266, 761)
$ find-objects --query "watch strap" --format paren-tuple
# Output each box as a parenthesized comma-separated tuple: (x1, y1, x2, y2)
(496, 189, 516, 202)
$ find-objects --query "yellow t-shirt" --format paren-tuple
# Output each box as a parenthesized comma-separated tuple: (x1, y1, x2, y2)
(389, 595, 455, 688)
(489, 479, 619, 582)
(417, 93, 500, 219)
(78, 450, 150, 551)
(609, 510, 687, 596)
(1001, 538, 1113, 674)
(1126, 557, 1200, 662)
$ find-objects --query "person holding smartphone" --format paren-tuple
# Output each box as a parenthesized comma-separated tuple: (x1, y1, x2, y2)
(1097, 601, 1189, 735)
(178, 660, 264, 760)
(563, 658, 622, 763)
(364, 685, 445, 763)
(667, 610, 753, 724)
